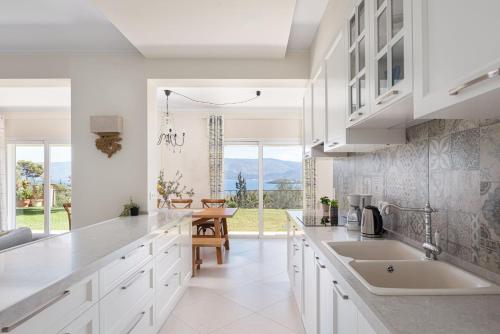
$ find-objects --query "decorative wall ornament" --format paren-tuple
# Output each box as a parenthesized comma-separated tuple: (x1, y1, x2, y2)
(208, 115, 224, 198)
(90, 116, 123, 158)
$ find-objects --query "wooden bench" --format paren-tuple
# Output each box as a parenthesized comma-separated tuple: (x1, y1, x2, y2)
(191, 236, 225, 276)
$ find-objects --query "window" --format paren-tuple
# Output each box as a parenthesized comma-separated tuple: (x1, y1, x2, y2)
(9, 142, 71, 234)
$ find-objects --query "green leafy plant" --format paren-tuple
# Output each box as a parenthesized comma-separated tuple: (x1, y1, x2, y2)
(320, 196, 331, 205)
(330, 199, 339, 208)
(157, 170, 195, 202)
(120, 198, 140, 217)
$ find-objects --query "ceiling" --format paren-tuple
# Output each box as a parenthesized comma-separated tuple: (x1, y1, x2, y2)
(0, 0, 328, 56)
(0, 0, 136, 53)
(157, 86, 305, 114)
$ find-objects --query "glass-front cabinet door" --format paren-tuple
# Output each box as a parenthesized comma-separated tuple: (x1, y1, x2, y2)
(373, 0, 412, 111)
(347, 0, 370, 125)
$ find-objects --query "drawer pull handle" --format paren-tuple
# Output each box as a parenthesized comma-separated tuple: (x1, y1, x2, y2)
(121, 244, 145, 260)
(164, 224, 179, 233)
(449, 68, 500, 95)
(164, 243, 178, 255)
(121, 270, 145, 290)
(125, 311, 146, 334)
(1, 290, 70, 332)
(315, 256, 326, 269)
(333, 280, 349, 300)
(164, 272, 179, 287)
(328, 142, 339, 147)
(376, 89, 399, 105)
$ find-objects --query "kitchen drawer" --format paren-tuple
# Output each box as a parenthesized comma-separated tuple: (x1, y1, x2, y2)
(1, 273, 98, 334)
(154, 224, 181, 255)
(155, 237, 181, 278)
(100, 260, 154, 334)
(156, 261, 182, 324)
(57, 303, 99, 334)
(99, 241, 153, 296)
(119, 298, 155, 334)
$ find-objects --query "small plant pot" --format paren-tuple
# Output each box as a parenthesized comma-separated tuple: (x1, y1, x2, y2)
(130, 207, 140, 216)
(16, 200, 30, 208)
(330, 207, 339, 226)
(31, 199, 44, 208)
(321, 204, 330, 218)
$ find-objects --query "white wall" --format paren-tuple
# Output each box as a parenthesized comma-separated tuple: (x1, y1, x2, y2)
(5, 112, 70, 141)
(0, 53, 309, 227)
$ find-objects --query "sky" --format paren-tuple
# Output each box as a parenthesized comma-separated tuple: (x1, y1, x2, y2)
(224, 145, 302, 162)
(15, 145, 71, 163)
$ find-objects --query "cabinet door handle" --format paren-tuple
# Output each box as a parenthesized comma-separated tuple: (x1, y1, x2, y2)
(121, 270, 145, 290)
(164, 272, 179, 287)
(376, 89, 399, 105)
(449, 68, 500, 95)
(293, 265, 300, 273)
(164, 224, 179, 233)
(164, 243, 178, 254)
(333, 280, 349, 300)
(315, 256, 326, 269)
(125, 311, 146, 334)
(121, 244, 145, 260)
(328, 142, 339, 147)
(1, 290, 70, 332)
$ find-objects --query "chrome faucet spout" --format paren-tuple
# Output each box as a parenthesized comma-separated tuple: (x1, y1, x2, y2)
(380, 201, 441, 260)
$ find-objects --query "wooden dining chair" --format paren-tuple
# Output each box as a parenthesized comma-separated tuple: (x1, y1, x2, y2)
(63, 203, 72, 230)
(197, 199, 226, 235)
(170, 198, 193, 209)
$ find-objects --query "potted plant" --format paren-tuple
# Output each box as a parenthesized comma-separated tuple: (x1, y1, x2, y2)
(330, 199, 339, 226)
(31, 184, 44, 207)
(320, 196, 331, 218)
(16, 180, 32, 207)
(120, 198, 140, 217)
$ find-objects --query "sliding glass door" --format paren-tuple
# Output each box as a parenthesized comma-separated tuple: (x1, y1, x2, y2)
(9, 142, 71, 234)
(224, 142, 302, 237)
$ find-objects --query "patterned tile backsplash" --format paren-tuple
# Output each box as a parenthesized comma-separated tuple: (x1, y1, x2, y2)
(332, 119, 500, 276)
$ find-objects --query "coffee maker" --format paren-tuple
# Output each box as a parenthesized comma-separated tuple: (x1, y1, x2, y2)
(346, 194, 372, 231)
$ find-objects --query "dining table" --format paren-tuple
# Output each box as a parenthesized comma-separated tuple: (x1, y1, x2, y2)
(191, 207, 238, 265)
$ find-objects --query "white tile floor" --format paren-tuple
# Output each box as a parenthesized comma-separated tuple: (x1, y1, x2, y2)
(158, 239, 305, 334)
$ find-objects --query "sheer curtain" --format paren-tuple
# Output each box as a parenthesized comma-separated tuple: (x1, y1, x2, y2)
(208, 115, 224, 199)
(0, 115, 7, 230)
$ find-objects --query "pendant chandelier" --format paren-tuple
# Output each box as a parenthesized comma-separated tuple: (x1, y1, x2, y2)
(157, 90, 185, 152)
(157, 89, 262, 152)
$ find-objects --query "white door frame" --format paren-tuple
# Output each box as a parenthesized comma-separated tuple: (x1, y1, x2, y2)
(7, 140, 70, 234)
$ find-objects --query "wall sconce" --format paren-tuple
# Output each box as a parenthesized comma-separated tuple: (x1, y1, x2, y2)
(90, 116, 123, 158)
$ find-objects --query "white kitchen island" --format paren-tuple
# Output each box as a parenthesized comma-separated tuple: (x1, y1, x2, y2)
(0, 210, 192, 334)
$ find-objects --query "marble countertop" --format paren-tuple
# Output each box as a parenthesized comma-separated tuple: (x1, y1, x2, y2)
(0, 210, 190, 326)
(287, 210, 500, 334)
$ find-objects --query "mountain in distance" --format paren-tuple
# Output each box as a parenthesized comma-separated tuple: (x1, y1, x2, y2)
(224, 158, 302, 184)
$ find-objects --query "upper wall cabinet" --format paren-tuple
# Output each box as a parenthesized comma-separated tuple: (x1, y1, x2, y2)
(346, 0, 371, 126)
(312, 68, 326, 145)
(303, 88, 313, 157)
(413, 0, 500, 119)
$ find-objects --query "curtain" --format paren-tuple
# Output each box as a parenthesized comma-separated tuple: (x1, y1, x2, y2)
(208, 115, 224, 198)
(0, 115, 7, 230)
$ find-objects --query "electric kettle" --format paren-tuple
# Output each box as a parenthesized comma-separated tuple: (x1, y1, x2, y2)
(361, 205, 384, 238)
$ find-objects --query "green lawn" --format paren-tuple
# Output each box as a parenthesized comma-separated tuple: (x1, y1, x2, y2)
(227, 208, 289, 233)
(16, 207, 70, 232)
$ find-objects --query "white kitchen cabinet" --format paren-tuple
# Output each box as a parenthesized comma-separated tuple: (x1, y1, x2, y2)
(180, 216, 192, 284)
(372, 0, 413, 114)
(325, 28, 406, 153)
(303, 89, 313, 158)
(57, 303, 99, 334)
(301, 238, 317, 334)
(346, 0, 371, 126)
(413, 0, 500, 119)
(316, 255, 334, 334)
(358, 312, 377, 334)
(312, 68, 326, 145)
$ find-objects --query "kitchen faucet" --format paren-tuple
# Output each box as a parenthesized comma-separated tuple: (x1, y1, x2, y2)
(380, 201, 441, 260)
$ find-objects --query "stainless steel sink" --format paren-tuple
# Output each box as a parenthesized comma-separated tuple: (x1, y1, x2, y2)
(323, 240, 500, 295)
